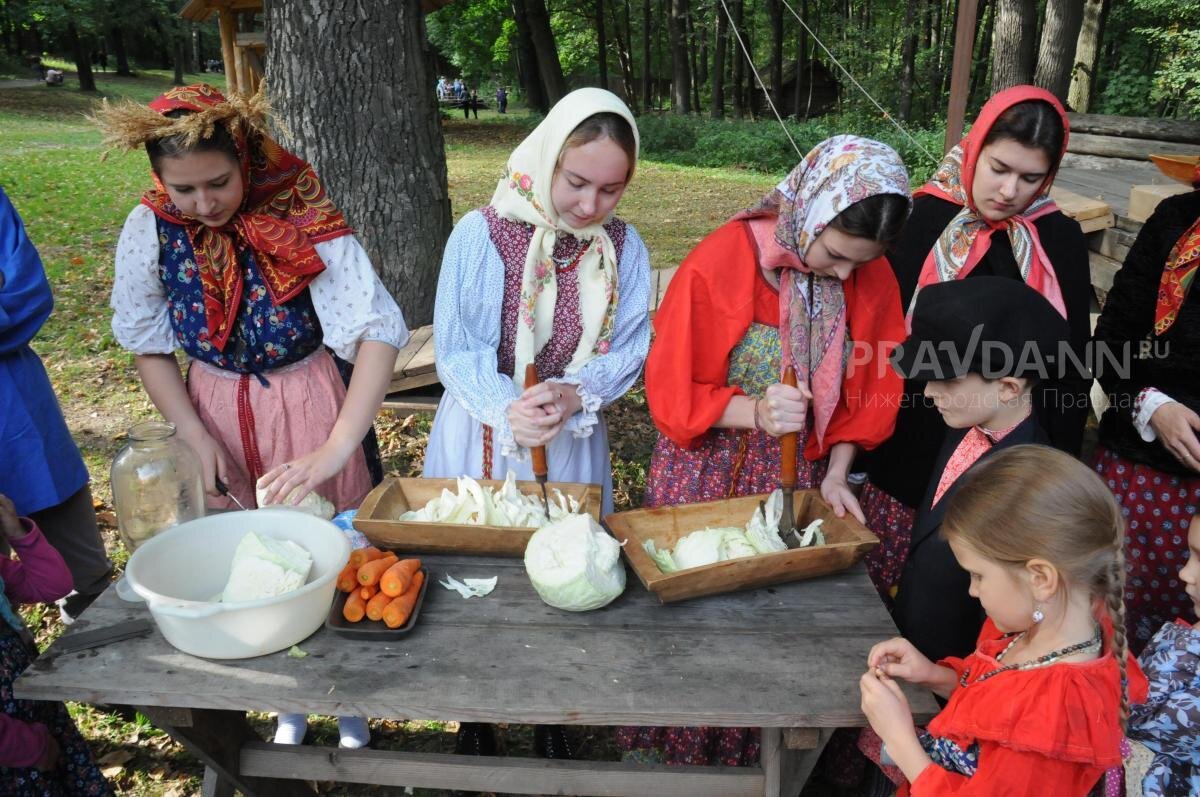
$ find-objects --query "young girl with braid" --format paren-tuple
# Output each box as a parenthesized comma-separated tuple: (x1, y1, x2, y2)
(859, 445, 1148, 796)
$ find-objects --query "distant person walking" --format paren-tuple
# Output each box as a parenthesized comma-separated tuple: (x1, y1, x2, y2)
(496, 86, 508, 114)
(464, 90, 479, 120)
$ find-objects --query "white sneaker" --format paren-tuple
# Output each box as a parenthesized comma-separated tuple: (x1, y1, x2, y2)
(273, 712, 308, 745)
(338, 716, 370, 749)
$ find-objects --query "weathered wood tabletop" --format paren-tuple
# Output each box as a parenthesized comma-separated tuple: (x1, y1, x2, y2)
(16, 556, 936, 797)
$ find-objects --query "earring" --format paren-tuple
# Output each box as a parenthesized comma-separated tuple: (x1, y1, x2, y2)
(1032, 604, 1045, 624)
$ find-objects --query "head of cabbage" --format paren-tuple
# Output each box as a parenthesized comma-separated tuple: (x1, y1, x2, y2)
(524, 514, 625, 611)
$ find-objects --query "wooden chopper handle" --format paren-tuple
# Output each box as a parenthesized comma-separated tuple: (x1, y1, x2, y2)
(524, 363, 549, 478)
(779, 366, 798, 491)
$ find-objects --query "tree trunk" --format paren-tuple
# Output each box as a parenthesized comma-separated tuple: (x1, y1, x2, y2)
(898, 0, 919, 121)
(970, 0, 994, 105)
(511, 0, 549, 113)
(522, 0, 568, 103)
(65, 22, 96, 91)
(173, 32, 186, 85)
(264, 0, 451, 328)
(191, 25, 201, 73)
(768, 0, 782, 111)
(990, 0, 1035, 93)
(711, 3, 726, 118)
(609, 0, 636, 104)
(111, 24, 132, 76)
(642, 0, 652, 110)
(688, 5, 702, 111)
(730, 0, 744, 118)
(596, 0, 609, 89)
(1033, 0, 1084, 102)
(1066, 0, 1104, 112)
(667, 0, 690, 113)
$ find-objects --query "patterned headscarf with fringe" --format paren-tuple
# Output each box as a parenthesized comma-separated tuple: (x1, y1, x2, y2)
(909, 85, 1069, 327)
(95, 83, 351, 352)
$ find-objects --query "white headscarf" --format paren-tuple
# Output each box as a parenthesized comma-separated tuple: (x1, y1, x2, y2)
(489, 88, 639, 381)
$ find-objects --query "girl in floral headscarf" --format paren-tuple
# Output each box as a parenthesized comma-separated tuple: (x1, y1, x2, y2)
(622, 137, 910, 768)
(858, 86, 1093, 605)
(100, 83, 407, 749)
(424, 88, 650, 761)
(424, 88, 651, 516)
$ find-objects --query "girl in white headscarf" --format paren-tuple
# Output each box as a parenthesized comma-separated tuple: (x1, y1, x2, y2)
(425, 88, 651, 517)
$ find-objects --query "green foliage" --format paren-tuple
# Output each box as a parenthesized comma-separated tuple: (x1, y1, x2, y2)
(1096, 0, 1200, 118)
(426, 0, 514, 85)
(636, 111, 944, 182)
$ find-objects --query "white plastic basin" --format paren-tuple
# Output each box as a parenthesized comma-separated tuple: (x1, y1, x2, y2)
(124, 509, 349, 659)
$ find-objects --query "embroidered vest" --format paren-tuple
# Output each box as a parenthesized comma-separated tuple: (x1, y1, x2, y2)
(483, 205, 628, 380)
(156, 217, 323, 373)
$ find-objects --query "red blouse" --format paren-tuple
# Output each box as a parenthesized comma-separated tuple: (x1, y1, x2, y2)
(901, 618, 1150, 796)
(645, 220, 905, 460)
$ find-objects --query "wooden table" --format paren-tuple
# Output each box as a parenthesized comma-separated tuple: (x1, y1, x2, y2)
(16, 557, 936, 797)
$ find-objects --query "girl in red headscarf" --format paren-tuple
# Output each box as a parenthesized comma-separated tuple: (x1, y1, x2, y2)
(858, 86, 1093, 603)
(1092, 159, 1200, 653)
(100, 84, 407, 748)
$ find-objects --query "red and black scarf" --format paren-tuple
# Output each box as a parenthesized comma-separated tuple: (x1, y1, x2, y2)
(141, 84, 351, 351)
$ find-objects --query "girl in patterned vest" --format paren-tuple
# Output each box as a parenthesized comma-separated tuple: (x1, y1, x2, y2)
(99, 83, 407, 750)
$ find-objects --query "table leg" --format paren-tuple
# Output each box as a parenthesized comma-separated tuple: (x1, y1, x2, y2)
(760, 727, 832, 797)
(202, 765, 235, 797)
(139, 706, 311, 797)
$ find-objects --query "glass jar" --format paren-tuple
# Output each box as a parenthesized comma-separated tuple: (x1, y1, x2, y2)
(110, 421, 206, 552)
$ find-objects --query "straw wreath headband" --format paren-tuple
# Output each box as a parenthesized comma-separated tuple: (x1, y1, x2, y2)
(90, 82, 276, 154)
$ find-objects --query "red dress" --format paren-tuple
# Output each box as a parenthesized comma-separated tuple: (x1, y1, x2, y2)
(899, 618, 1149, 796)
(642, 220, 904, 508)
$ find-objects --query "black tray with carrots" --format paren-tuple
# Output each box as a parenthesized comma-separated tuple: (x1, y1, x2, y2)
(326, 549, 429, 640)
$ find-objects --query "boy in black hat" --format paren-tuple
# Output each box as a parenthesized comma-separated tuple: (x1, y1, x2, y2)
(888, 276, 1071, 664)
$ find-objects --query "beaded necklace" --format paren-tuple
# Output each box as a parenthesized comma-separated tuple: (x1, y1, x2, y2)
(959, 626, 1103, 687)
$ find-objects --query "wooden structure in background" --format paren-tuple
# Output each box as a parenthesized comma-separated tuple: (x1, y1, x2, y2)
(181, 0, 454, 96)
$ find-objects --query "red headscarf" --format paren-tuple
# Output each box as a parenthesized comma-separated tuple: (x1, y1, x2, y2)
(141, 84, 351, 351)
(909, 85, 1069, 324)
(1154, 163, 1200, 335)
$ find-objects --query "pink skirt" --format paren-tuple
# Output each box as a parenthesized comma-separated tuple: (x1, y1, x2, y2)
(187, 349, 371, 513)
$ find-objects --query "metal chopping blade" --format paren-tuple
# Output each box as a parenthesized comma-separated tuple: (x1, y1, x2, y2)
(215, 478, 250, 511)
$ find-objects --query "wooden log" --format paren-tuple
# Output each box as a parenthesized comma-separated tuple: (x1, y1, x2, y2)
(1087, 226, 1137, 264)
(1066, 113, 1200, 145)
(1089, 250, 1121, 294)
(238, 742, 764, 796)
(943, 0, 980, 153)
(217, 10, 239, 95)
(1068, 133, 1200, 161)
(1129, 183, 1193, 223)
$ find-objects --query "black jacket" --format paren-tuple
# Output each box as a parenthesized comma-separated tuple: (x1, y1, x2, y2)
(1094, 190, 1200, 476)
(891, 415, 1049, 664)
(860, 194, 1093, 508)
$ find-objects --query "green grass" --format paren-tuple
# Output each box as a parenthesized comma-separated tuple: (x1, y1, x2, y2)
(0, 69, 782, 796)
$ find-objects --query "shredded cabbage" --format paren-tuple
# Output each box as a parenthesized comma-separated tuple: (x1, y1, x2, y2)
(525, 514, 625, 611)
(401, 472, 580, 527)
(645, 490, 825, 574)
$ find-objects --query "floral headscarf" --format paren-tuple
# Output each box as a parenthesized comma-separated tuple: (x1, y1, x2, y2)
(734, 135, 910, 448)
(139, 84, 351, 352)
(911, 85, 1069, 324)
(489, 87, 638, 383)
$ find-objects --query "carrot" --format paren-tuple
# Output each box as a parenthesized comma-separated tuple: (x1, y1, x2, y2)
(359, 583, 378, 601)
(380, 559, 422, 597)
(365, 589, 392, 621)
(343, 590, 368, 623)
(336, 563, 358, 593)
(356, 553, 398, 586)
(349, 546, 386, 569)
(382, 571, 426, 629)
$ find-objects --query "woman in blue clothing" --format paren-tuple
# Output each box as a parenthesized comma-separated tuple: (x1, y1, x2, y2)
(0, 186, 113, 622)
